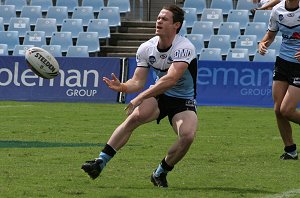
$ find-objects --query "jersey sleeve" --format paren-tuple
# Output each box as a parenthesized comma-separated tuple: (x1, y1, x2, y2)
(136, 42, 150, 68)
(172, 38, 196, 64)
(268, 4, 279, 32)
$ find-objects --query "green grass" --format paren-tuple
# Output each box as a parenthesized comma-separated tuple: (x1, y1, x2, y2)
(0, 101, 299, 198)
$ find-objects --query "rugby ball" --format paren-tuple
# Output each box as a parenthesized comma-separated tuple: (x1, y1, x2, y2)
(25, 47, 60, 79)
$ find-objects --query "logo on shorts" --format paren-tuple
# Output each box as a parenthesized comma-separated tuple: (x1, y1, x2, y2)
(293, 77, 300, 85)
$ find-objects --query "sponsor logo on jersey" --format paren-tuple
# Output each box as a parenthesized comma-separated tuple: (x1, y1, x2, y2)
(160, 54, 167, 59)
(173, 48, 192, 59)
(167, 56, 173, 64)
(279, 14, 284, 21)
(287, 13, 294, 17)
(149, 56, 156, 64)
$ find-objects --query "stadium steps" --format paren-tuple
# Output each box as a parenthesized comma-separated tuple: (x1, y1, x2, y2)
(100, 21, 155, 58)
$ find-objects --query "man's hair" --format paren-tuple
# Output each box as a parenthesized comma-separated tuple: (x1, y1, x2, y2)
(162, 5, 184, 34)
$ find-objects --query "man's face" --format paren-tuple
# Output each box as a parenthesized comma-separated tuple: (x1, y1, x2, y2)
(155, 9, 177, 36)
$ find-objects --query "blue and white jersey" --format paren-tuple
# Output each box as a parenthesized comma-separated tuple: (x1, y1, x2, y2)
(136, 34, 198, 99)
(268, 0, 300, 63)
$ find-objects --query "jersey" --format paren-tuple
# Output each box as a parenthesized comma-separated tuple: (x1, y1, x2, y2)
(136, 34, 198, 99)
(268, 0, 300, 63)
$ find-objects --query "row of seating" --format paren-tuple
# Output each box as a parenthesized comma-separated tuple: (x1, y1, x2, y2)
(0, 5, 121, 27)
(1, 0, 131, 13)
(0, 43, 90, 57)
(0, 30, 101, 53)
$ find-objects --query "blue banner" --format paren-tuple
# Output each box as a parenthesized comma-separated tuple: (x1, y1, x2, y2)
(126, 58, 274, 108)
(0, 56, 120, 102)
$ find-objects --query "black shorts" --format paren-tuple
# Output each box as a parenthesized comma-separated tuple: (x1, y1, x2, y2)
(156, 94, 197, 125)
(273, 56, 300, 88)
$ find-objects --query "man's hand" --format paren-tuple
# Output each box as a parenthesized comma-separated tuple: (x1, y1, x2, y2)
(295, 49, 300, 62)
(124, 97, 142, 116)
(103, 73, 123, 92)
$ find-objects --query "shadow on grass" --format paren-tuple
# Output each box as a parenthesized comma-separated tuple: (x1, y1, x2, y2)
(0, 140, 105, 148)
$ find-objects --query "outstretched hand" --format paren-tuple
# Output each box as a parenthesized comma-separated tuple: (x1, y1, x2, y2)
(103, 73, 122, 92)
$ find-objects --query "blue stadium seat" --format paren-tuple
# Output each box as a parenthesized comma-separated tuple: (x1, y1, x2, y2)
(107, 0, 130, 14)
(253, 49, 276, 62)
(178, 20, 187, 36)
(253, 10, 272, 23)
(4, 0, 27, 12)
(201, 8, 223, 29)
(0, 31, 20, 51)
(20, 6, 42, 25)
(82, 0, 104, 13)
(56, 0, 78, 13)
(226, 48, 250, 61)
(0, 44, 8, 55)
(182, 7, 198, 28)
(46, 6, 68, 26)
(0, 17, 4, 31)
(30, 0, 53, 12)
(41, 44, 62, 57)
(0, 5, 16, 25)
(236, 0, 256, 11)
(218, 22, 240, 42)
(34, 18, 57, 38)
(87, 19, 110, 39)
(23, 31, 46, 47)
(191, 21, 214, 41)
(76, 32, 100, 53)
(227, 9, 249, 30)
(66, 46, 89, 57)
(199, 48, 222, 61)
(183, 0, 206, 15)
(208, 35, 231, 55)
(49, 31, 73, 52)
(72, 6, 94, 26)
(210, 0, 233, 15)
(98, 7, 121, 27)
(185, 34, 204, 55)
(235, 35, 258, 56)
(61, 18, 84, 38)
(8, 17, 30, 38)
(13, 44, 34, 56)
(244, 22, 267, 41)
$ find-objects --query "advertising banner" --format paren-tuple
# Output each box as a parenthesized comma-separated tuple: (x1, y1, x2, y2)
(0, 56, 120, 103)
(126, 58, 274, 108)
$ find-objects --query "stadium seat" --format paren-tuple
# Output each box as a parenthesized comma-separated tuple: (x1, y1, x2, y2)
(253, 49, 276, 62)
(4, 0, 27, 12)
(0, 44, 8, 55)
(208, 35, 231, 55)
(227, 9, 249, 30)
(12, 44, 34, 56)
(46, 6, 68, 26)
(23, 31, 46, 47)
(41, 44, 62, 57)
(87, 19, 110, 39)
(66, 46, 89, 57)
(72, 6, 94, 26)
(210, 0, 233, 15)
(61, 18, 84, 38)
(182, 7, 198, 28)
(0, 31, 20, 51)
(0, 5, 16, 25)
(269, 35, 282, 56)
(20, 6, 42, 26)
(199, 48, 222, 61)
(218, 22, 240, 42)
(191, 21, 214, 41)
(185, 34, 204, 56)
(235, 35, 258, 56)
(76, 32, 100, 53)
(253, 10, 272, 23)
(178, 20, 187, 36)
(34, 18, 57, 38)
(98, 7, 121, 27)
(82, 0, 104, 13)
(8, 17, 30, 38)
(226, 48, 250, 61)
(183, 0, 206, 15)
(0, 17, 4, 31)
(30, 0, 53, 13)
(49, 31, 73, 52)
(56, 0, 78, 13)
(236, 0, 256, 11)
(201, 8, 223, 29)
(107, 0, 131, 14)
(244, 22, 267, 41)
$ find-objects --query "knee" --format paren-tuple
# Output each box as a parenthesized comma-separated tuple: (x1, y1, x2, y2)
(181, 131, 196, 146)
(280, 106, 294, 119)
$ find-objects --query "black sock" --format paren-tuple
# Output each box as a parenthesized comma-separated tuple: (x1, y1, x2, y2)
(161, 158, 174, 172)
(102, 144, 116, 157)
(284, 144, 297, 153)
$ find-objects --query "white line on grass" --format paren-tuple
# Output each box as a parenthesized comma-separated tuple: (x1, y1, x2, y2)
(0, 105, 33, 108)
(263, 189, 300, 198)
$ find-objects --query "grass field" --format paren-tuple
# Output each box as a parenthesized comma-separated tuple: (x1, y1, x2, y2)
(0, 101, 299, 198)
